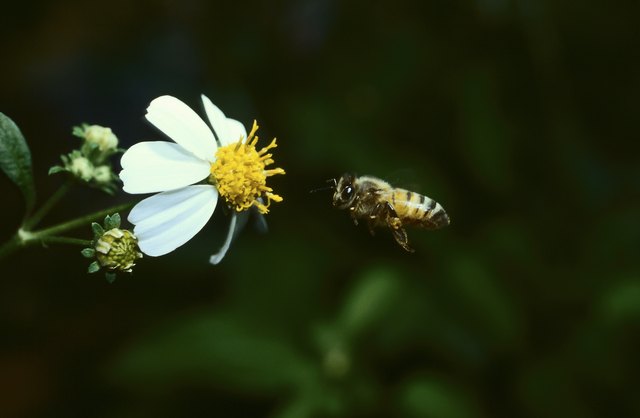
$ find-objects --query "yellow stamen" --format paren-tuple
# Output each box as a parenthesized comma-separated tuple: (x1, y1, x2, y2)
(209, 120, 285, 214)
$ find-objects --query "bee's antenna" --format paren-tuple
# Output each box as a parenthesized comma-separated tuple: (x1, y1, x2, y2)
(309, 178, 338, 193)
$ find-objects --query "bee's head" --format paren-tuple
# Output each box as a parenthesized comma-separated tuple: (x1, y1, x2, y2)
(332, 173, 357, 209)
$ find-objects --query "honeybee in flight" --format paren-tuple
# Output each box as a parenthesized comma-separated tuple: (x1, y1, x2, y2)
(330, 174, 450, 252)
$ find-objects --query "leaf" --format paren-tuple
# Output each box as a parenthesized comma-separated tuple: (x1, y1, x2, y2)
(87, 261, 100, 273)
(72, 124, 87, 138)
(81, 248, 96, 258)
(48, 166, 65, 175)
(104, 213, 121, 229)
(91, 222, 104, 239)
(105, 272, 116, 283)
(0, 112, 36, 214)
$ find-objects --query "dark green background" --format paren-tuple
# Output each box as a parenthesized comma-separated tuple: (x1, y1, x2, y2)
(1, 0, 639, 417)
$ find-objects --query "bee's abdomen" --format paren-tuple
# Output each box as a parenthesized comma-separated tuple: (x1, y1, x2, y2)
(392, 189, 450, 229)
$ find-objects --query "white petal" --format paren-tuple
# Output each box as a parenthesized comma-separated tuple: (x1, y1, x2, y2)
(119, 142, 210, 194)
(209, 212, 238, 265)
(146, 95, 217, 162)
(129, 185, 218, 256)
(223, 118, 248, 146)
(201, 94, 229, 146)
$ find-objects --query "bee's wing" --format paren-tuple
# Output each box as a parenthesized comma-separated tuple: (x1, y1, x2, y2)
(384, 168, 419, 191)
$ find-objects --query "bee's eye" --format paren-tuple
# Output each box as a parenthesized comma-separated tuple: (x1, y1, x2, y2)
(341, 186, 353, 200)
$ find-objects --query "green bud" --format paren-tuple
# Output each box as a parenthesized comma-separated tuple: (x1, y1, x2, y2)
(95, 228, 143, 273)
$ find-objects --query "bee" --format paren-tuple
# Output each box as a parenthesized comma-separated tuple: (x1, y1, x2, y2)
(331, 174, 450, 252)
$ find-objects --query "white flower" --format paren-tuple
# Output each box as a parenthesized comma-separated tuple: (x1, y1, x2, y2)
(120, 95, 284, 263)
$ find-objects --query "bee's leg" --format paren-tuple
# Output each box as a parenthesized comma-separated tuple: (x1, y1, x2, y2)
(384, 202, 414, 253)
(367, 202, 388, 236)
(391, 227, 414, 253)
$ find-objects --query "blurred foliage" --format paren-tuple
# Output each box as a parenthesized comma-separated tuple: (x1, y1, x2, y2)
(1, 0, 640, 417)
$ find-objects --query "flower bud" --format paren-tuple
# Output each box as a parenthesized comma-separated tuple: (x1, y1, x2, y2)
(93, 165, 113, 184)
(69, 155, 94, 181)
(95, 228, 143, 273)
(84, 125, 119, 152)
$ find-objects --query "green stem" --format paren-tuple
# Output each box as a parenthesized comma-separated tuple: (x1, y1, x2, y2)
(0, 201, 136, 262)
(0, 235, 21, 260)
(32, 201, 135, 238)
(23, 180, 74, 230)
(37, 236, 93, 246)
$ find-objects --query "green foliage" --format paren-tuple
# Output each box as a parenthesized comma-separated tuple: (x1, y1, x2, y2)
(0, 112, 36, 215)
(398, 377, 483, 418)
(599, 280, 640, 322)
(444, 253, 520, 348)
(112, 312, 314, 394)
(517, 359, 592, 418)
(338, 265, 402, 341)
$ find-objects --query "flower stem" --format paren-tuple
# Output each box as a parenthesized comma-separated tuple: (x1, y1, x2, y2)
(0, 201, 136, 262)
(37, 236, 93, 246)
(0, 235, 21, 261)
(23, 179, 74, 230)
(32, 202, 135, 238)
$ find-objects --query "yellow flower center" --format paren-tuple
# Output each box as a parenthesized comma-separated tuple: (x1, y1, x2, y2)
(209, 120, 285, 214)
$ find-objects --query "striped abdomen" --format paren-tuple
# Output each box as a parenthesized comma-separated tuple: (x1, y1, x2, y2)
(386, 188, 450, 229)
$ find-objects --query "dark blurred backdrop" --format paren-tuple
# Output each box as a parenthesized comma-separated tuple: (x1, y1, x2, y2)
(1, 0, 639, 417)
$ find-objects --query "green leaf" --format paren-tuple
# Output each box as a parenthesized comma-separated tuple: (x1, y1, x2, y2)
(48, 166, 65, 175)
(72, 124, 87, 138)
(88, 261, 100, 273)
(0, 112, 36, 214)
(81, 248, 96, 258)
(91, 222, 104, 239)
(105, 272, 116, 283)
(104, 213, 121, 229)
